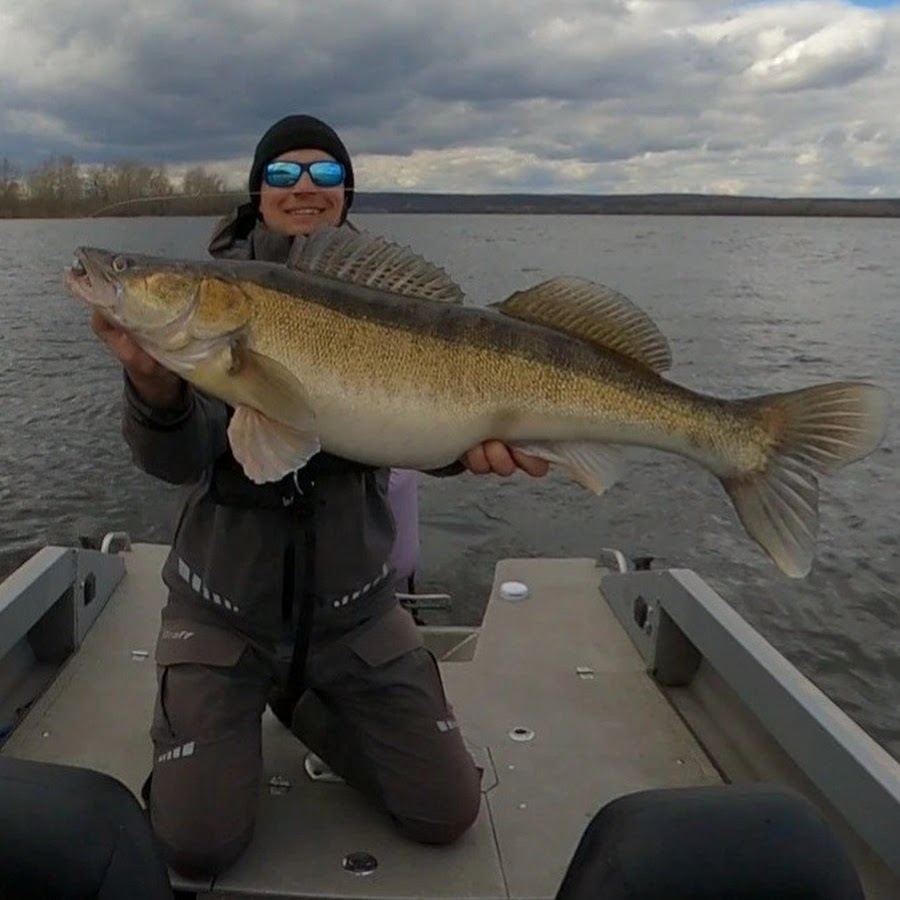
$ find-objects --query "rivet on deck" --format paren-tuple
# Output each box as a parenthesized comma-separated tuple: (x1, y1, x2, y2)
(500, 580, 530, 601)
(343, 851, 378, 875)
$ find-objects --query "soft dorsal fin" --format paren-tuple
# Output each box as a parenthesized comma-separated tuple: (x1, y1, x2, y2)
(287, 227, 464, 303)
(490, 276, 672, 373)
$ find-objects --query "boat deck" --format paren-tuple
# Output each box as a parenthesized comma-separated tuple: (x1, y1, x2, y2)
(2, 544, 722, 898)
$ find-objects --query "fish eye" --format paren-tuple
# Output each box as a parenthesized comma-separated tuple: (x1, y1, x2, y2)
(112, 255, 129, 273)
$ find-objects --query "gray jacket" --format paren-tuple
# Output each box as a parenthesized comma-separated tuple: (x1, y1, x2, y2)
(123, 205, 456, 647)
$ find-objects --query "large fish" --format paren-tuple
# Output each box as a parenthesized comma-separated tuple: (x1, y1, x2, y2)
(66, 228, 889, 578)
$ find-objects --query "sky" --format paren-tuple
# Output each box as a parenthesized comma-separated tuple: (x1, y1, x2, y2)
(1, 0, 898, 197)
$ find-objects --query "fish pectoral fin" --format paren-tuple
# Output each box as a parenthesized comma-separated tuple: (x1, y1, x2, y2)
(211, 345, 321, 484)
(511, 440, 625, 495)
(287, 227, 465, 303)
(490, 277, 672, 373)
(228, 407, 321, 484)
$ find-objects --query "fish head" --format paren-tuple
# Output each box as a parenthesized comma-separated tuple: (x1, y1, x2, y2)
(66, 247, 201, 333)
(66, 247, 251, 351)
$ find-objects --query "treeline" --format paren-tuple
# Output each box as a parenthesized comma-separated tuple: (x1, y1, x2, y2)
(0, 156, 238, 218)
(3, 157, 900, 218)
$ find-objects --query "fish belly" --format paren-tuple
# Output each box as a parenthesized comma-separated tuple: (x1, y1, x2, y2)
(309, 386, 494, 468)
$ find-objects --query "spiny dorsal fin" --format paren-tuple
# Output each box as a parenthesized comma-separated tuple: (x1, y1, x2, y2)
(491, 276, 672, 373)
(287, 227, 464, 303)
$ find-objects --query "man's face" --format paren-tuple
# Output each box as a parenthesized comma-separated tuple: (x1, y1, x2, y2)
(258, 148, 346, 236)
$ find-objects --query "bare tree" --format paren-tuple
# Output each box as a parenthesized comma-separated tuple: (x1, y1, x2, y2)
(27, 156, 84, 214)
(0, 158, 23, 217)
(181, 166, 226, 196)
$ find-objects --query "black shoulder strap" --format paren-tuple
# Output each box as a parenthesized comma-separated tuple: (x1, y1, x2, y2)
(269, 482, 318, 726)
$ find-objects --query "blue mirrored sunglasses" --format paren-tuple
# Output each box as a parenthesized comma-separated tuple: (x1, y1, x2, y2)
(264, 160, 346, 189)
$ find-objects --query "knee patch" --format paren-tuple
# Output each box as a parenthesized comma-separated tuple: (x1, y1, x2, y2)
(392, 774, 482, 845)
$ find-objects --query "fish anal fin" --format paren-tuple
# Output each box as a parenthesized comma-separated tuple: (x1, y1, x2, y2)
(287, 227, 465, 304)
(511, 440, 625, 495)
(491, 276, 672, 373)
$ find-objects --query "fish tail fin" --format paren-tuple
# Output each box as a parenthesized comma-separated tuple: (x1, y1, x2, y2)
(721, 382, 890, 578)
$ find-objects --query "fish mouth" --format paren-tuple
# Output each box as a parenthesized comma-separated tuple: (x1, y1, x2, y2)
(65, 247, 119, 309)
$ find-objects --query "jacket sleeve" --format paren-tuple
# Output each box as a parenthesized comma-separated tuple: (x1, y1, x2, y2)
(121, 373, 229, 485)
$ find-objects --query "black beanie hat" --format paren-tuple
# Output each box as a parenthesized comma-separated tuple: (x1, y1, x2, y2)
(248, 114, 355, 215)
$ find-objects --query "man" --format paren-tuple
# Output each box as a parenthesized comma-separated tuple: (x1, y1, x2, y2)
(91, 114, 548, 877)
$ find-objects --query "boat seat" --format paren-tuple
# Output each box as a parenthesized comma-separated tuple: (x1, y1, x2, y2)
(0, 756, 173, 899)
(556, 784, 865, 899)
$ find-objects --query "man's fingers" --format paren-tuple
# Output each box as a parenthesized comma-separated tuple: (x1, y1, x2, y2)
(90, 311, 159, 376)
(510, 448, 550, 477)
(483, 440, 516, 476)
(90, 309, 115, 340)
(463, 443, 491, 474)
(463, 442, 552, 477)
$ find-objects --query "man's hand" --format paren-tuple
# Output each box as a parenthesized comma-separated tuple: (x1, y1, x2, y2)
(91, 310, 183, 409)
(462, 440, 550, 477)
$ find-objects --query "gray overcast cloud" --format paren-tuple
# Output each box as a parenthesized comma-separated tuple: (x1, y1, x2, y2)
(1, 0, 897, 196)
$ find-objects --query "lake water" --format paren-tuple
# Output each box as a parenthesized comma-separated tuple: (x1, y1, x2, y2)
(1, 212, 897, 760)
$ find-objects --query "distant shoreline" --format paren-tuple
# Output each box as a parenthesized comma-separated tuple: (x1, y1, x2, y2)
(2, 192, 900, 219)
(354, 193, 900, 218)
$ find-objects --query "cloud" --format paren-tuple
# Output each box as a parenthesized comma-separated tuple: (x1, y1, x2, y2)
(0, 0, 898, 196)
(689, 2, 889, 92)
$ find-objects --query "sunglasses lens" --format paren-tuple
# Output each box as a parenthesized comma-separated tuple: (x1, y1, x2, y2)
(308, 161, 345, 187)
(265, 161, 302, 187)
(264, 160, 345, 189)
